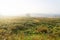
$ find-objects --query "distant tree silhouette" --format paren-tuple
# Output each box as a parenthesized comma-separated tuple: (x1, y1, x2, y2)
(26, 13, 31, 17)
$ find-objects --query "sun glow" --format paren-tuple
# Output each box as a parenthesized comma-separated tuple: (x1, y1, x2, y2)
(1, 13, 17, 16)
(0, 13, 26, 17)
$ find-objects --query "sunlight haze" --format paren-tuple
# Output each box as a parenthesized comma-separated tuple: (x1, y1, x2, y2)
(0, 0, 60, 16)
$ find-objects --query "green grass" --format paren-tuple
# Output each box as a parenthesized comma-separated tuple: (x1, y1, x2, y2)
(0, 17, 60, 40)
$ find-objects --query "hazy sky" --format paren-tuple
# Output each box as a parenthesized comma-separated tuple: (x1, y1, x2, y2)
(0, 0, 60, 16)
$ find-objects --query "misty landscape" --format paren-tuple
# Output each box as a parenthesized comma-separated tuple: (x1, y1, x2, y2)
(0, 0, 60, 40)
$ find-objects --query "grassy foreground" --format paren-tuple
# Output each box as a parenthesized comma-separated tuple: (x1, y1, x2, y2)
(0, 17, 60, 40)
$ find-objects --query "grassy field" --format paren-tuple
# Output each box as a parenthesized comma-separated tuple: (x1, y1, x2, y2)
(0, 17, 60, 40)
